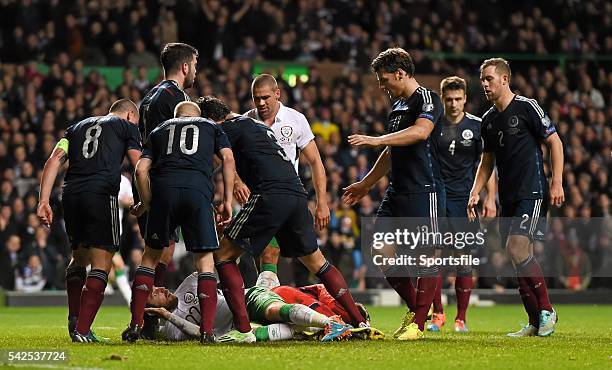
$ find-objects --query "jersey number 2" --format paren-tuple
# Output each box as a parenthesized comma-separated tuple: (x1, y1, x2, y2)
(166, 124, 199, 155)
(82, 124, 102, 159)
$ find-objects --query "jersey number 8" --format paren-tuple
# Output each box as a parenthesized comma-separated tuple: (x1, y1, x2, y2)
(82, 124, 102, 159)
(166, 124, 199, 155)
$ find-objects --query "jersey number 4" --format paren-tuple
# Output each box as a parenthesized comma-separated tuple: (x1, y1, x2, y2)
(448, 140, 456, 156)
(165, 124, 199, 155)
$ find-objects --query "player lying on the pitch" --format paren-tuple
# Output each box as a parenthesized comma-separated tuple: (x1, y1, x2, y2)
(143, 272, 383, 342)
(142, 272, 352, 342)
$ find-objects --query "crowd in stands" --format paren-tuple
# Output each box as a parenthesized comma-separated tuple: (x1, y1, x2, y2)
(0, 0, 609, 292)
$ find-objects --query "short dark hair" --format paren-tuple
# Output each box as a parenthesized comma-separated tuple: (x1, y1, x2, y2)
(371, 48, 415, 76)
(196, 96, 231, 121)
(440, 76, 467, 95)
(160, 43, 198, 74)
(109, 98, 138, 114)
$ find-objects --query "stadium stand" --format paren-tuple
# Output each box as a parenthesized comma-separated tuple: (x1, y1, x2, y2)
(0, 0, 609, 293)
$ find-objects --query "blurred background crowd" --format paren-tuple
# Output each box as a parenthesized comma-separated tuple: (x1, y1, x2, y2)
(0, 0, 610, 293)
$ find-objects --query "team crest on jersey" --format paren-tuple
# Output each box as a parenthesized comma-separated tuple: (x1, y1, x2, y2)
(280, 126, 293, 138)
(184, 291, 195, 304)
(422, 103, 434, 112)
(461, 129, 474, 146)
(508, 116, 519, 127)
(541, 115, 551, 127)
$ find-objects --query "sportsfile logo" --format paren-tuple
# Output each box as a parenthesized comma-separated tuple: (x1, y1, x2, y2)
(372, 226, 485, 250)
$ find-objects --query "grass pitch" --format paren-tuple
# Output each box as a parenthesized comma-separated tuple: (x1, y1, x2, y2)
(0, 304, 611, 370)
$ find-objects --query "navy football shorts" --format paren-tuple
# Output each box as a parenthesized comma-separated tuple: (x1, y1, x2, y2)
(146, 188, 218, 252)
(224, 193, 318, 258)
(500, 198, 548, 244)
(62, 192, 121, 252)
(376, 189, 447, 246)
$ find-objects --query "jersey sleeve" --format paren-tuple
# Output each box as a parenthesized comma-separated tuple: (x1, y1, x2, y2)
(141, 136, 154, 159)
(295, 114, 315, 149)
(55, 126, 73, 154)
(481, 116, 495, 153)
(524, 100, 557, 141)
(125, 122, 143, 152)
(214, 125, 232, 154)
(417, 91, 443, 125)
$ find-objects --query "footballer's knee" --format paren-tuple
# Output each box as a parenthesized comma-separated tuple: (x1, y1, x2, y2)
(71, 246, 90, 267)
(141, 246, 163, 269)
(214, 237, 243, 261)
(159, 241, 175, 265)
(298, 248, 326, 273)
(506, 235, 531, 264)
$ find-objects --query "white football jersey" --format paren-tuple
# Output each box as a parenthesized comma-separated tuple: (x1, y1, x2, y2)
(159, 273, 233, 340)
(244, 102, 315, 173)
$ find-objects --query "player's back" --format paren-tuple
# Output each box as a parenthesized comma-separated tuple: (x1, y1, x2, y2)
(434, 113, 482, 199)
(139, 80, 189, 143)
(64, 115, 141, 195)
(220, 115, 306, 196)
(144, 116, 228, 199)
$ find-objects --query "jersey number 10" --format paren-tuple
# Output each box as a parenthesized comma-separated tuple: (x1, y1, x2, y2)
(165, 124, 199, 155)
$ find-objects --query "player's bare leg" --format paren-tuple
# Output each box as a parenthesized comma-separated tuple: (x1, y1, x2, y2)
(506, 235, 555, 337)
(72, 247, 114, 343)
(155, 240, 175, 286)
(213, 237, 255, 343)
(299, 249, 366, 327)
(122, 246, 163, 342)
(193, 251, 217, 343)
(65, 246, 89, 335)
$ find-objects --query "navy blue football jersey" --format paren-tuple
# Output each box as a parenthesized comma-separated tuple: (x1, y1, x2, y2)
(142, 117, 230, 200)
(139, 80, 190, 143)
(434, 113, 482, 199)
(220, 116, 307, 196)
(387, 86, 444, 193)
(481, 95, 557, 204)
(63, 115, 142, 195)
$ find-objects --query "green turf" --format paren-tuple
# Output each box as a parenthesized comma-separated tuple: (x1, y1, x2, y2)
(0, 305, 611, 370)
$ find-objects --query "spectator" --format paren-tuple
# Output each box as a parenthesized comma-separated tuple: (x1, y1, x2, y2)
(15, 254, 46, 292)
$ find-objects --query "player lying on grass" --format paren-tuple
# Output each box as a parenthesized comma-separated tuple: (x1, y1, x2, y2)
(142, 272, 353, 342)
(254, 270, 384, 341)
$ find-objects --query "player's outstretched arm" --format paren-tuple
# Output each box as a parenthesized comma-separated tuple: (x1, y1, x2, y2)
(544, 132, 565, 207)
(132, 158, 152, 216)
(301, 140, 330, 229)
(342, 147, 390, 206)
(37, 145, 68, 227)
(219, 147, 236, 224)
(468, 152, 495, 220)
(349, 119, 434, 148)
